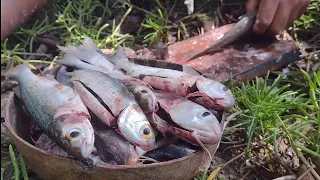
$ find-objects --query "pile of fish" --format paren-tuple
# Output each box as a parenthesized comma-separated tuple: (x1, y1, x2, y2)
(5, 37, 235, 166)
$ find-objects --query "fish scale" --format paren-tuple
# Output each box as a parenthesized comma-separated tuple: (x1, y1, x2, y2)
(69, 69, 156, 151)
(17, 75, 80, 133)
(4, 63, 95, 159)
(70, 70, 137, 116)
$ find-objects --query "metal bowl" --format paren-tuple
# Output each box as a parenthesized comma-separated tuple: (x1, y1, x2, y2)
(4, 91, 219, 180)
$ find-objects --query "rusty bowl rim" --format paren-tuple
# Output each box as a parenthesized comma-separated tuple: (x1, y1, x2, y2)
(4, 91, 204, 170)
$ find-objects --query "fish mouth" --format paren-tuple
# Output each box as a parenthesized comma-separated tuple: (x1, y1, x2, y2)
(80, 135, 95, 158)
(217, 97, 235, 110)
(195, 127, 222, 145)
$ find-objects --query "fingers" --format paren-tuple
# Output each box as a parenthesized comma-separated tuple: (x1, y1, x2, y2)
(253, 0, 280, 34)
(266, 1, 291, 35)
(286, 0, 311, 29)
(246, 0, 261, 13)
(250, 0, 311, 35)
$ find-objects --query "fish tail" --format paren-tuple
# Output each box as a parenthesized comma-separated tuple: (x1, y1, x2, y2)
(57, 37, 99, 57)
(107, 45, 130, 69)
(3, 63, 32, 79)
(78, 37, 99, 51)
(56, 53, 104, 72)
(57, 44, 78, 55)
(56, 53, 82, 67)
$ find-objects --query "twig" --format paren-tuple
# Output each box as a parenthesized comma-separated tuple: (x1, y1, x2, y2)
(296, 150, 320, 180)
(272, 175, 296, 180)
(212, 151, 245, 170)
(216, 7, 226, 25)
(220, 140, 243, 144)
(299, 50, 320, 58)
(296, 164, 316, 180)
(274, 156, 295, 175)
(223, 110, 249, 130)
(139, 156, 158, 163)
(222, 144, 246, 153)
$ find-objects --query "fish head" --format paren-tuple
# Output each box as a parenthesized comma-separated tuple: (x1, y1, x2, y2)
(117, 104, 156, 151)
(169, 101, 222, 145)
(130, 85, 157, 113)
(196, 77, 235, 109)
(51, 113, 95, 159)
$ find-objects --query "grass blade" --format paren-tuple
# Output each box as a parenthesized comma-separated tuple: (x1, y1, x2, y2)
(19, 154, 29, 180)
(9, 145, 20, 180)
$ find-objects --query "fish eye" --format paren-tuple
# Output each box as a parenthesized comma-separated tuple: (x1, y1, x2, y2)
(202, 111, 211, 117)
(66, 129, 83, 141)
(140, 90, 148, 94)
(222, 86, 228, 91)
(143, 128, 150, 135)
(139, 125, 153, 139)
(65, 66, 74, 72)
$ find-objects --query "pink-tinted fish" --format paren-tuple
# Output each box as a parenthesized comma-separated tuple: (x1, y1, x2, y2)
(106, 47, 235, 110)
(147, 90, 222, 146)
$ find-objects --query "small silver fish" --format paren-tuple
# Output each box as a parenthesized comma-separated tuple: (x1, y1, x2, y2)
(150, 90, 222, 145)
(56, 53, 157, 113)
(69, 69, 156, 151)
(4, 63, 95, 159)
(107, 47, 235, 110)
(57, 37, 115, 71)
(93, 123, 139, 165)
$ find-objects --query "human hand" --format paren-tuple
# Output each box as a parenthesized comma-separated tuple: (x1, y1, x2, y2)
(246, 0, 311, 35)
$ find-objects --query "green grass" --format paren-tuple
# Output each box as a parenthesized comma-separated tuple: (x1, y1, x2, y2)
(227, 70, 319, 158)
(140, 8, 170, 45)
(1, 145, 29, 180)
(294, 0, 320, 30)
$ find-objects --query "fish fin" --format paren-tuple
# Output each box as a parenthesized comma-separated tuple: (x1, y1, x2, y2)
(57, 44, 79, 55)
(56, 53, 101, 72)
(3, 63, 32, 79)
(56, 53, 85, 67)
(78, 37, 99, 51)
(182, 65, 202, 76)
(107, 45, 130, 65)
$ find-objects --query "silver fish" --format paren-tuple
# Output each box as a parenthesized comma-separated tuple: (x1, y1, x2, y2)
(153, 90, 222, 145)
(57, 37, 115, 71)
(69, 69, 156, 151)
(56, 53, 157, 113)
(107, 47, 235, 110)
(93, 123, 139, 165)
(4, 63, 95, 159)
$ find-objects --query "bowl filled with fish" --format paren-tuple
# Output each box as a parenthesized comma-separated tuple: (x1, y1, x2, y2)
(4, 38, 235, 180)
